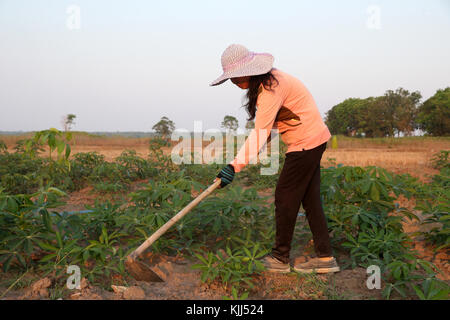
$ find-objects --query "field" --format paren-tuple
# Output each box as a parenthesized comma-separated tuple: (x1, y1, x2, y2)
(2, 133, 444, 179)
(0, 131, 449, 300)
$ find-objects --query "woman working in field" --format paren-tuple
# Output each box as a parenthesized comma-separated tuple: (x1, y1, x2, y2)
(211, 44, 340, 274)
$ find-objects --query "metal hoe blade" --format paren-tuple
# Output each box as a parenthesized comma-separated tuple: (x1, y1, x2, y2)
(125, 257, 164, 282)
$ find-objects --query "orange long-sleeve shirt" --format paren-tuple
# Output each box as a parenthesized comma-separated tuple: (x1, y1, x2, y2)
(231, 69, 331, 173)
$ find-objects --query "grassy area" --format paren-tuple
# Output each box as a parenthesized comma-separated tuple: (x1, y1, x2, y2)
(331, 135, 450, 150)
(2, 132, 448, 149)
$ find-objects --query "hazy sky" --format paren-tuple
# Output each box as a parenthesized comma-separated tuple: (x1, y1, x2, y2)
(0, 0, 449, 132)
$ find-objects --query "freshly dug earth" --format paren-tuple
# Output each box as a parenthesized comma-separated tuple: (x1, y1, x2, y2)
(0, 253, 384, 300)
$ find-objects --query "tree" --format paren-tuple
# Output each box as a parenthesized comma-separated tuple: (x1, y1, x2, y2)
(152, 116, 175, 138)
(377, 88, 421, 137)
(0, 140, 6, 153)
(359, 96, 391, 138)
(416, 87, 450, 136)
(325, 98, 369, 136)
(245, 120, 255, 132)
(325, 88, 422, 138)
(61, 114, 76, 132)
(221, 115, 239, 134)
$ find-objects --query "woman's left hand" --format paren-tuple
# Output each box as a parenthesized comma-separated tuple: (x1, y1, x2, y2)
(215, 164, 235, 188)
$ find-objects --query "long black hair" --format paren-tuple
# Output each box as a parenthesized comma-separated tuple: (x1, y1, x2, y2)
(244, 69, 279, 121)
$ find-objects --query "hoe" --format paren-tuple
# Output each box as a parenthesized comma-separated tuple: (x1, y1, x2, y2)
(125, 179, 222, 282)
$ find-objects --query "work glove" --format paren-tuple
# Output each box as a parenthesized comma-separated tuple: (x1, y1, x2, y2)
(216, 164, 235, 188)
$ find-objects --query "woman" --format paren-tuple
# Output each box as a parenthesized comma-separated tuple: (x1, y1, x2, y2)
(211, 44, 339, 274)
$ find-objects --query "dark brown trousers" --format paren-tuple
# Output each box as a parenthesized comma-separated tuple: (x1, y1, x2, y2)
(271, 142, 332, 264)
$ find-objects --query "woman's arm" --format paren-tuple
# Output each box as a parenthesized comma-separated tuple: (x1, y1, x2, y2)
(231, 90, 283, 172)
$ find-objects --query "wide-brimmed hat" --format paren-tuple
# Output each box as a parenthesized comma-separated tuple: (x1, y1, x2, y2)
(210, 44, 274, 86)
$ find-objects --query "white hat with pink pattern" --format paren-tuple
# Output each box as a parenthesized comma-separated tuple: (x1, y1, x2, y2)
(210, 44, 274, 86)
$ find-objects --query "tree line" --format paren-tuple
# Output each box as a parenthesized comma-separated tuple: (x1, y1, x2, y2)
(152, 87, 449, 139)
(325, 87, 449, 137)
(152, 115, 253, 137)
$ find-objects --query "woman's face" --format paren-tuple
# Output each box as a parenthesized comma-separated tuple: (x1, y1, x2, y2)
(230, 76, 250, 89)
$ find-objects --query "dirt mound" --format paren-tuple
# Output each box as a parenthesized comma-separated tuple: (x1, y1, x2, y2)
(123, 286, 146, 300)
(132, 254, 227, 300)
(19, 278, 52, 299)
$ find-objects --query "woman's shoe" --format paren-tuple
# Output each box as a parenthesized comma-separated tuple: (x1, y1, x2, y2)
(261, 255, 291, 273)
(293, 257, 340, 274)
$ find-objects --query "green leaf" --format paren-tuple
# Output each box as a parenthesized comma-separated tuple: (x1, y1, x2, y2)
(383, 284, 393, 299)
(417, 260, 435, 275)
(37, 241, 58, 252)
(361, 181, 372, 194)
(56, 231, 63, 249)
(83, 250, 90, 261)
(3, 255, 13, 272)
(65, 143, 71, 159)
(370, 183, 380, 201)
(47, 187, 67, 197)
(39, 253, 57, 263)
(240, 291, 249, 300)
(231, 286, 237, 298)
(194, 253, 208, 265)
(17, 254, 27, 267)
(41, 210, 53, 232)
(56, 140, 65, 155)
(351, 213, 359, 226)
(48, 134, 56, 149)
(24, 239, 32, 255)
(7, 197, 18, 213)
(394, 284, 407, 298)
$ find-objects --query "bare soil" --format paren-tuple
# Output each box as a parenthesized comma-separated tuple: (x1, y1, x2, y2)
(0, 252, 384, 300)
